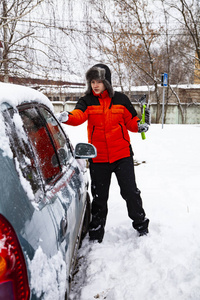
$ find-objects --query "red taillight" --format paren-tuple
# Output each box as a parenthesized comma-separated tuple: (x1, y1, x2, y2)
(0, 214, 30, 300)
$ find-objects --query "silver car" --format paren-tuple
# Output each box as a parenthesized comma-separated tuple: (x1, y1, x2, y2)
(0, 82, 96, 299)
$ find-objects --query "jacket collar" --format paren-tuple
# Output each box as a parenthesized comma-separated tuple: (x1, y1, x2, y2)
(92, 89, 110, 99)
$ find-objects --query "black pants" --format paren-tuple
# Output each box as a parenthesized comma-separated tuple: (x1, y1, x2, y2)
(89, 156, 149, 241)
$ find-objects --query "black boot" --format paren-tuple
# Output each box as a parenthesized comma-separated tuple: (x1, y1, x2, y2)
(138, 228, 149, 236)
(132, 218, 149, 236)
(89, 222, 105, 243)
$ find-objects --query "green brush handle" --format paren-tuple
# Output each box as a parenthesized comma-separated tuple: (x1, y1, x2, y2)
(141, 104, 146, 140)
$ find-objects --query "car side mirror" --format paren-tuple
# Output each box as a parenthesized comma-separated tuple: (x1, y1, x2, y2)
(74, 143, 97, 159)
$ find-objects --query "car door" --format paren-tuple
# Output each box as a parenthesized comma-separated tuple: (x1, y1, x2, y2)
(36, 106, 87, 275)
(18, 104, 86, 284)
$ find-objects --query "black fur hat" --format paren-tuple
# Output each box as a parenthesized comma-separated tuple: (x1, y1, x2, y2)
(85, 63, 114, 98)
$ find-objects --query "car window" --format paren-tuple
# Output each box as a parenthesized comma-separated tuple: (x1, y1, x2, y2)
(38, 107, 73, 167)
(3, 108, 44, 199)
(19, 107, 61, 184)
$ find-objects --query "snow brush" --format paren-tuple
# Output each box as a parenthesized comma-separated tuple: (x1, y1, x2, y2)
(138, 95, 147, 140)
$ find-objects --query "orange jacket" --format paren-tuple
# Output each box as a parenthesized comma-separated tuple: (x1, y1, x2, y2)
(66, 90, 139, 163)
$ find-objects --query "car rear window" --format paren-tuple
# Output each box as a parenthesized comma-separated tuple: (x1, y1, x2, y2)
(3, 107, 43, 200)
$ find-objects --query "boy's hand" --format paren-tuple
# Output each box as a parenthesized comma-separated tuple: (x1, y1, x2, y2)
(56, 111, 69, 123)
(138, 123, 149, 133)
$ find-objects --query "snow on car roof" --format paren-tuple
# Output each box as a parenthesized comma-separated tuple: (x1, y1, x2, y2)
(0, 82, 54, 158)
(0, 82, 54, 111)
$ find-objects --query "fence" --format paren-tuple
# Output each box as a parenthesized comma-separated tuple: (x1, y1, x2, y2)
(52, 101, 200, 124)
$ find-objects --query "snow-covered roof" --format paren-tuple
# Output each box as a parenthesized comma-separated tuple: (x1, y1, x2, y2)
(114, 85, 154, 92)
(39, 85, 85, 95)
(0, 82, 54, 111)
(115, 84, 200, 92)
(177, 84, 200, 89)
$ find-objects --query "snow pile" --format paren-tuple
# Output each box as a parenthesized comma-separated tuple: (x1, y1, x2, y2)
(28, 247, 67, 300)
(67, 123, 200, 300)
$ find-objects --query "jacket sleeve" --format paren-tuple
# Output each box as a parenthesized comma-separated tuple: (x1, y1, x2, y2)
(124, 110, 140, 132)
(66, 97, 88, 126)
(122, 96, 140, 132)
(67, 109, 88, 126)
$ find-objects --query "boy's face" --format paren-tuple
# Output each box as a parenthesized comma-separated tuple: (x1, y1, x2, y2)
(91, 80, 106, 95)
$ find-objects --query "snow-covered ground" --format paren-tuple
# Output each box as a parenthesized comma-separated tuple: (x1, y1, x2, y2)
(65, 123, 200, 300)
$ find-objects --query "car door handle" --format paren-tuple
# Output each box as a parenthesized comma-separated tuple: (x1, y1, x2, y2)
(60, 216, 68, 242)
(81, 168, 87, 175)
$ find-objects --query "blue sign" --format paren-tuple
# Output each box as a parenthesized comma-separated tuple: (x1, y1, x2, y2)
(163, 73, 168, 87)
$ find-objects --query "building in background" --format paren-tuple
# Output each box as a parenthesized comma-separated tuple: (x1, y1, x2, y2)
(0, 76, 200, 124)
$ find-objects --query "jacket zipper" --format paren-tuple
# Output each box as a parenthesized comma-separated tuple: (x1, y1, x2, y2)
(109, 98, 113, 109)
(91, 125, 95, 143)
(119, 123, 130, 144)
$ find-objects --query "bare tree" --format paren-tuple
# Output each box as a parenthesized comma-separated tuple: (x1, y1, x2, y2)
(0, 0, 85, 81)
(1, 0, 199, 105)
(0, 0, 46, 81)
(159, 0, 186, 123)
(83, 0, 200, 123)
(86, 0, 166, 122)
(163, 0, 200, 82)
